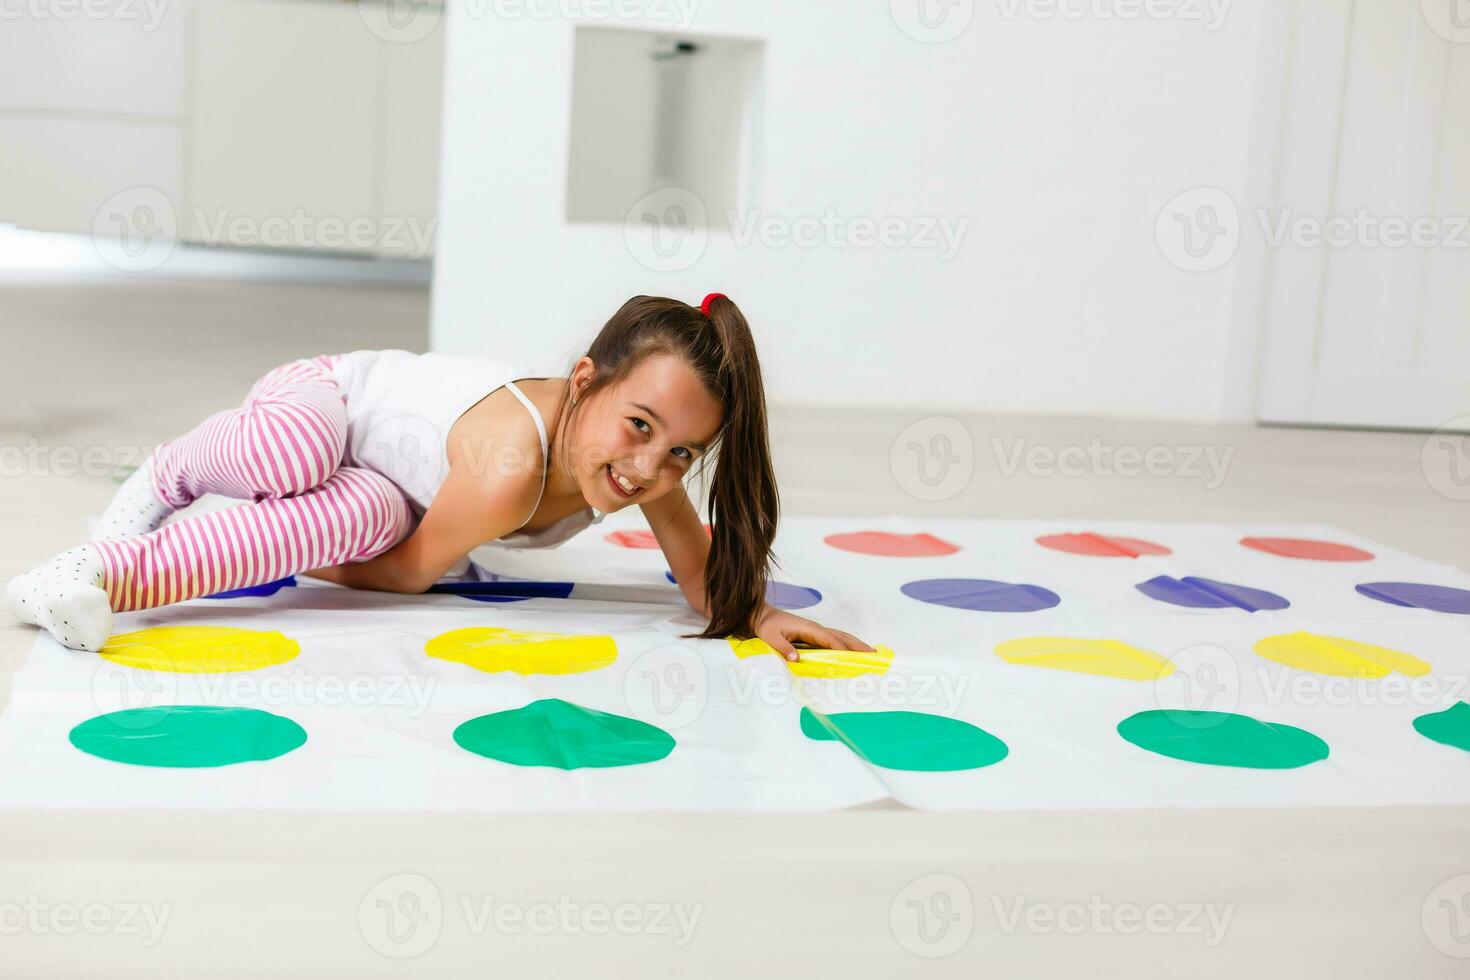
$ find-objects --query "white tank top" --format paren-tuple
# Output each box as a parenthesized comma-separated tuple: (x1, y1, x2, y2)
(329, 349, 605, 550)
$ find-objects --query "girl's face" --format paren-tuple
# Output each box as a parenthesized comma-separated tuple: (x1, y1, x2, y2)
(568, 353, 724, 511)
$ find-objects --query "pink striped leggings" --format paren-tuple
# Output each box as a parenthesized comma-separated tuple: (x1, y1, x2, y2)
(90, 354, 416, 612)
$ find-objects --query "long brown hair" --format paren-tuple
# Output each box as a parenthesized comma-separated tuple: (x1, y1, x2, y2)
(555, 294, 779, 640)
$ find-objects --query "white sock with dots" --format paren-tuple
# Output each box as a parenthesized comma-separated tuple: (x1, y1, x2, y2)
(92, 452, 175, 541)
(4, 545, 113, 652)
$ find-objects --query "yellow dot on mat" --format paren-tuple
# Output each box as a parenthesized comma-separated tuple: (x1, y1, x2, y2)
(1253, 631, 1429, 679)
(100, 626, 300, 673)
(425, 627, 618, 676)
(993, 637, 1174, 681)
(726, 637, 894, 679)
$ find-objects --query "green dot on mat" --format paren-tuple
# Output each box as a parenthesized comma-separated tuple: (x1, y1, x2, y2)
(453, 698, 675, 770)
(1117, 709, 1328, 769)
(69, 706, 307, 768)
(798, 706, 1008, 771)
(1413, 702, 1470, 753)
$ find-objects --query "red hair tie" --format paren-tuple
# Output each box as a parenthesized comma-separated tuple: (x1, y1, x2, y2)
(700, 293, 726, 317)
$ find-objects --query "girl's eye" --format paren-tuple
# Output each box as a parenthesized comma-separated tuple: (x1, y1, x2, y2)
(631, 418, 691, 460)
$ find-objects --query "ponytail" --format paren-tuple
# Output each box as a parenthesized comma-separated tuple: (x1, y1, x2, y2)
(694, 294, 779, 640)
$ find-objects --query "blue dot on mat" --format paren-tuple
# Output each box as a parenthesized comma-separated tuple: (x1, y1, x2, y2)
(1136, 575, 1288, 612)
(426, 581, 575, 603)
(204, 576, 297, 599)
(900, 578, 1060, 612)
(766, 581, 823, 611)
(666, 571, 823, 611)
(1356, 582, 1470, 615)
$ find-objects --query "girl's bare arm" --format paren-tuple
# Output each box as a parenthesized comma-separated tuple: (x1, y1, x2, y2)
(640, 485, 712, 616)
(302, 460, 538, 594)
(641, 485, 875, 657)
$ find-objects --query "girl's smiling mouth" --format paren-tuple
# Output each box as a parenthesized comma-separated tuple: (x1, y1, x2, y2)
(606, 464, 642, 499)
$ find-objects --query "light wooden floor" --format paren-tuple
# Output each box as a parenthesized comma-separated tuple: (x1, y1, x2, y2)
(1, 280, 1466, 978)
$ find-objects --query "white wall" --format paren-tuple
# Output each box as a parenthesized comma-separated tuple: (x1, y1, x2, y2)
(432, 2, 1267, 423)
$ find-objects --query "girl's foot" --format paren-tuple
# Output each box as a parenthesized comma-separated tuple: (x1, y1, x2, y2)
(92, 452, 175, 540)
(4, 545, 113, 652)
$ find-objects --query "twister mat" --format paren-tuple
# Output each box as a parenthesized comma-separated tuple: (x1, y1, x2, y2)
(0, 516, 1467, 810)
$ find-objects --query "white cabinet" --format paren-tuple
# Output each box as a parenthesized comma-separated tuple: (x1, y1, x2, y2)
(186, 0, 383, 251)
(0, 3, 187, 235)
(0, 0, 442, 258)
(0, 117, 183, 234)
(1257, 0, 1470, 429)
(0, 4, 187, 115)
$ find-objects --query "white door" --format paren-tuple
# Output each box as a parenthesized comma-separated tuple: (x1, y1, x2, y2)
(1258, 0, 1470, 431)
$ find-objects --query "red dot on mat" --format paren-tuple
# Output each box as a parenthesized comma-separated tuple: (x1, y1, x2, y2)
(605, 525, 711, 549)
(1240, 537, 1374, 562)
(1036, 532, 1172, 558)
(824, 531, 961, 557)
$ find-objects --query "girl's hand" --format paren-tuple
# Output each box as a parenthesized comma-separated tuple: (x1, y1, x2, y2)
(753, 606, 875, 662)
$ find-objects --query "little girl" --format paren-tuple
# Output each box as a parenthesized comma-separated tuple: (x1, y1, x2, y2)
(6, 293, 871, 661)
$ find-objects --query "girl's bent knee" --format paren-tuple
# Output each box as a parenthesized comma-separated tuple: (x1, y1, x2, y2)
(239, 392, 349, 498)
(338, 468, 414, 556)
